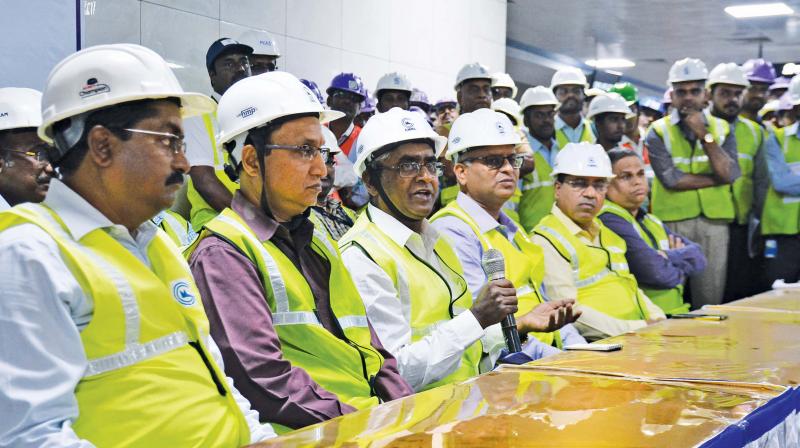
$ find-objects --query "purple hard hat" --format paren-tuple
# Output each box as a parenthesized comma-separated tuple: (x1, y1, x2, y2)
(778, 92, 795, 111)
(360, 94, 376, 113)
(770, 76, 791, 92)
(743, 59, 777, 84)
(410, 88, 430, 106)
(299, 78, 324, 103)
(327, 72, 366, 99)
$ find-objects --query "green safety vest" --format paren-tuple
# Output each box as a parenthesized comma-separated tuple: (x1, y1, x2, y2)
(555, 117, 595, 149)
(732, 117, 765, 224)
(519, 137, 558, 232)
(187, 207, 385, 426)
(431, 201, 561, 348)
(339, 210, 482, 390)
(152, 209, 197, 247)
(439, 184, 460, 207)
(649, 114, 734, 222)
(0, 203, 251, 447)
(186, 113, 240, 232)
(599, 201, 690, 315)
(533, 213, 651, 321)
(761, 125, 800, 235)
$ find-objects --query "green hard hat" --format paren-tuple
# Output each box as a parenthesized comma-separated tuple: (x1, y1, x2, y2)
(608, 82, 638, 106)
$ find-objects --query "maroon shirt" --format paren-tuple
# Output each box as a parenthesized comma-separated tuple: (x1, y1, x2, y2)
(189, 192, 412, 430)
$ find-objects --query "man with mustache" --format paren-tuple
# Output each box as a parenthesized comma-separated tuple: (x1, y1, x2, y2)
(644, 58, 739, 308)
(740, 59, 777, 124)
(0, 44, 275, 447)
(707, 63, 770, 300)
(326, 72, 369, 209)
(236, 29, 282, 75)
(431, 108, 584, 355)
(532, 143, 666, 341)
(551, 68, 596, 148)
(187, 73, 412, 433)
(0, 88, 53, 211)
(599, 149, 706, 315)
(375, 72, 413, 113)
(184, 38, 253, 231)
(587, 93, 635, 152)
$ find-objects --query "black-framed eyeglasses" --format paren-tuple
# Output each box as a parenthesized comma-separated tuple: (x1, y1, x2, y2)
(380, 160, 443, 178)
(124, 128, 186, 155)
(562, 178, 609, 193)
(460, 154, 524, 170)
(5, 146, 50, 163)
(264, 144, 331, 164)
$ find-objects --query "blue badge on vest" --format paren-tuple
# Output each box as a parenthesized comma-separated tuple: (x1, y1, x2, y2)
(171, 280, 196, 306)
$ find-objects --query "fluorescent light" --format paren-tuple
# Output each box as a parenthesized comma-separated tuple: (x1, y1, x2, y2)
(725, 2, 793, 18)
(585, 58, 635, 69)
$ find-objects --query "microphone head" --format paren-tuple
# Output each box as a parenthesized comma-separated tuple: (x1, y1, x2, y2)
(481, 248, 505, 280)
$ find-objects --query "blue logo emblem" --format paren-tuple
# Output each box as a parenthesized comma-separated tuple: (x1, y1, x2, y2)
(495, 121, 506, 134)
(172, 280, 196, 306)
(237, 106, 257, 119)
(401, 118, 415, 131)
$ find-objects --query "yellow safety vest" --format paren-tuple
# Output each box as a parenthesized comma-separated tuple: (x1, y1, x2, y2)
(439, 184, 460, 207)
(186, 113, 240, 232)
(188, 208, 386, 418)
(761, 126, 800, 235)
(732, 117, 765, 225)
(599, 201, 690, 315)
(0, 203, 250, 447)
(519, 137, 558, 232)
(339, 210, 482, 390)
(151, 209, 197, 247)
(555, 118, 595, 149)
(533, 213, 651, 321)
(649, 114, 734, 222)
(431, 201, 561, 348)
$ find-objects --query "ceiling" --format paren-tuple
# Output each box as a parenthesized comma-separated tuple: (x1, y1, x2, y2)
(506, 0, 800, 96)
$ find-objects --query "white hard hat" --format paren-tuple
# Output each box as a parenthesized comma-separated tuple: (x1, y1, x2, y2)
(759, 99, 779, 118)
(788, 75, 800, 105)
(235, 29, 281, 57)
(455, 62, 491, 89)
(0, 88, 42, 132)
(707, 63, 749, 88)
(550, 68, 588, 89)
(519, 86, 559, 111)
(667, 58, 708, 85)
(551, 142, 614, 178)
(353, 107, 446, 176)
(216, 71, 344, 163)
(491, 98, 522, 126)
(446, 108, 520, 160)
(375, 72, 413, 96)
(491, 72, 518, 98)
(321, 124, 341, 154)
(39, 43, 216, 157)
(586, 93, 635, 120)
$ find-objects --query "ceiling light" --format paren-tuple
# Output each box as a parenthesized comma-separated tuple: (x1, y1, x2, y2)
(724, 2, 793, 18)
(585, 58, 635, 69)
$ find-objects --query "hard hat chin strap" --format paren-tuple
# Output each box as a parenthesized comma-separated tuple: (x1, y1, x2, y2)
(368, 165, 419, 223)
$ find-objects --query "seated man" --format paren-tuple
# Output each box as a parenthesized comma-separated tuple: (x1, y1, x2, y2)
(187, 73, 412, 433)
(532, 143, 666, 341)
(309, 126, 355, 240)
(431, 109, 585, 353)
(340, 108, 575, 391)
(599, 149, 706, 315)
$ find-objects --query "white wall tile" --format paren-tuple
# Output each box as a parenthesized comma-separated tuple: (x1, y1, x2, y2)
(341, 0, 390, 59)
(470, 0, 506, 44)
(220, 21, 288, 61)
(341, 51, 390, 96)
(220, 0, 286, 34)
(388, 62, 452, 101)
(471, 37, 506, 74)
(83, 0, 141, 47)
(144, 0, 219, 19)
(287, 0, 342, 47)
(389, 0, 433, 69)
(284, 37, 342, 90)
(430, 0, 470, 75)
(141, 2, 219, 95)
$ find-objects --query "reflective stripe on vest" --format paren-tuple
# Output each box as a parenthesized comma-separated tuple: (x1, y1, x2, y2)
(732, 117, 763, 224)
(519, 138, 558, 232)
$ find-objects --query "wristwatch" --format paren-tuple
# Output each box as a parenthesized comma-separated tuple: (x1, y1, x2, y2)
(703, 132, 714, 144)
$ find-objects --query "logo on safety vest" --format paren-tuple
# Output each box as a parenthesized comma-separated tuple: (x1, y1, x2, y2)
(401, 118, 415, 131)
(171, 280, 196, 306)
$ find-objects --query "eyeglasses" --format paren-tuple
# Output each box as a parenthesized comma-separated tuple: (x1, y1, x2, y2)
(251, 61, 278, 74)
(217, 56, 251, 72)
(5, 146, 50, 163)
(124, 128, 186, 155)
(264, 144, 331, 164)
(380, 160, 443, 178)
(562, 178, 610, 193)
(460, 154, 524, 170)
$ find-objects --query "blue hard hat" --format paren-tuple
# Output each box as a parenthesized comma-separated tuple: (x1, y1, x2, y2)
(300, 78, 324, 103)
(327, 72, 366, 99)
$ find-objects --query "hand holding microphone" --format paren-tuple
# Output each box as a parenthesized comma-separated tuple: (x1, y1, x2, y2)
(473, 249, 522, 353)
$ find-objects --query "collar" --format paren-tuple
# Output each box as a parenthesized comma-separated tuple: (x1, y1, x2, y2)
(337, 122, 355, 146)
(555, 114, 584, 131)
(0, 194, 9, 212)
(524, 129, 558, 153)
(367, 203, 438, 248)
(786, 122, 799, 137)
(44, 178, 122, 241)
(551, 203, 600, 240)
(455, 191, 518, 235)
(231, 190, 281, 242)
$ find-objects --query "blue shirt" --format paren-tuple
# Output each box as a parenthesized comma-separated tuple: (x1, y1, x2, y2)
(524, 129, 559, 168)
(555, 115, 586, 144)
(432, 192, 585, 351)
(765, 123, 800, 196)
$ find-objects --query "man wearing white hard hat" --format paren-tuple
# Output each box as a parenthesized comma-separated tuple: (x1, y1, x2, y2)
(532, 143, 666, 341)
(0, 87, 53, 211)
(518, 86, 561, 231)
(587, 93, 636, 152)
(236, 29, 282, 74)
(375, 72, 413, 113)
(0, 44, 275, 447)
(760, 75, 800, 287)
(455, 62, 493, 114)
(644, 58, 740, 308)
(491, 72, 518, 100)
(310, 125, 356, 240)
(187, 72, 412, 432)
(551, 67, 596, 147)
(707, 63, 769, 300)
(431, 109, 584, 354)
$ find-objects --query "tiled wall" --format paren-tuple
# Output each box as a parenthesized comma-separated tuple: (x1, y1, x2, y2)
(82, 0, 507, 101)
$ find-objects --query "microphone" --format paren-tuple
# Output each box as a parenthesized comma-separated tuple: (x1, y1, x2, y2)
(481, 248, 522, 353)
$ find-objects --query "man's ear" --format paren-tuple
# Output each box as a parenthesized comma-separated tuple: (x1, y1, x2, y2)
(241, 144, 260, 177)
(362, 170, 379, 198)
(86, 125, 115, 168)
(453, 161, 468, 187)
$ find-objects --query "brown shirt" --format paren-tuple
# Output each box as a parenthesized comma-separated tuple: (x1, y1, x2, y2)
(189, 192, 412, 430)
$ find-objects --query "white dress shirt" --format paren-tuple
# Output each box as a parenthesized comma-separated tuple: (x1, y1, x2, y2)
(0, 193, 9, 212)
(341, 205, 505, 391)
(0, 179, 275, 447)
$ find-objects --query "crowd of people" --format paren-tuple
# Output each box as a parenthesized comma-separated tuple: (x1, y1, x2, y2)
(1, 30, 799, 446)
